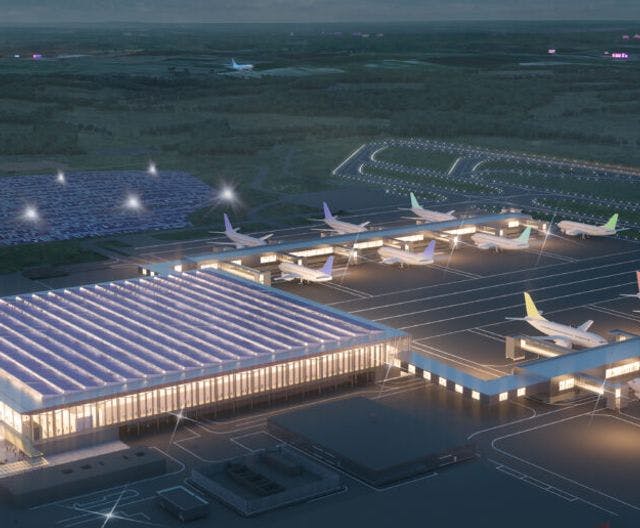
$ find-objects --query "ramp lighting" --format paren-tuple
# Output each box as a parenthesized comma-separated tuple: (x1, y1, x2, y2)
(22, 205, 39, 222)
(125, 194, 142, 210)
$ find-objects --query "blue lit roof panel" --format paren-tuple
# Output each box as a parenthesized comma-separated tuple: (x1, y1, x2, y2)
(0, 269, 405, 412)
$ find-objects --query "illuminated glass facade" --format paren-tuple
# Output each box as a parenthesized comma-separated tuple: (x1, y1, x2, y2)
(18, 339, 403, 443)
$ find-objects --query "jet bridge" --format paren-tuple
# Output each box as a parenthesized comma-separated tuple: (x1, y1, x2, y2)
(505, 335, 568, 360)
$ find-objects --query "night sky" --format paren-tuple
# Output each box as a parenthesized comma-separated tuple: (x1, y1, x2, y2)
(1, 0, 639, 23)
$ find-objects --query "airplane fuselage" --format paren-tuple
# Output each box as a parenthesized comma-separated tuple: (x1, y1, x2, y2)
(410, 207, 456, 222)
(225, 230, 268, 248)
(323, 218, 367, 235)
(557, 221, 615, 237)
(278, 262, 332, 282)
(526, 317, 607, 348)
(378, 246, 434, 266)
(470, 233, 529, 251)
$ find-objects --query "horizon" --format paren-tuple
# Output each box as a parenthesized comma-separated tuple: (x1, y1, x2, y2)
(2, 0, 640, 24)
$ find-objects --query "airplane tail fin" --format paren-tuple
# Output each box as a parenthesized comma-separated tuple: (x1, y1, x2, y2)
(524, 292, 545, 320)
(602, 213, 619, 230)
(322, 202, 334, 220)
(422, 240, 436, 260)
(231, 58, 237, 67)
(410, 192, 421, 209)
(578, 320, 594, 332)
(320, 256, 334, 276)
(260, 233, 273, 241)
(223, 213, 233, 232)
(517, 226, 532, 244)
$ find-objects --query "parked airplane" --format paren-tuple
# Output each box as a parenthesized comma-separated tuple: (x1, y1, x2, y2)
(314, 202, 369, 235)
(507, 292, 607, 348)
(400, 192, 456, 222)
(378, 240, 436, 267)
(471, 226, 531, 251)
(211, 214, 273, 248)
(557, 214, 621, 237)
(628, 378, 640, 399)
(621, 271, 640, 300)
(278, 256, 334, 283)
(229, 58, 254, 71)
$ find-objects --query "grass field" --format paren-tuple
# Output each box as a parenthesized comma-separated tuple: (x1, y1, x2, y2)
(0, 240, 107, 274)
(0, 22, 639, 269)
(374, 147, 458, 171)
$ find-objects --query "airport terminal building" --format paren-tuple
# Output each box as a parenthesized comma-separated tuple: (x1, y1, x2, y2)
(0, 270, 408, 455)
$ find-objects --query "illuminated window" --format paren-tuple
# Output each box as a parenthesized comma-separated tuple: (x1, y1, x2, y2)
(444, 226, 476, 235)
(471, 391, 480, 401)
(507, 221, 520, 228)
(439, 377, 447, 387)
(499, 392, 508, 402)
(291, 247, 333, 257)
(173, 264, 183, 272)
(393, 358, 402, 368)
(559, 378, 575, 391)
(423, 370, 431, 380)
(517, 387, 526, 397)
(395, 234, 424, 242)
(353, 240, 383, 250)
(606, 361, 640, 379)
(231, 259, 242, 266)
(615, 388, 622, 399)
(408, 364, 416, 374)
(260, 254, 278, 264)
(455, 384, 463, 394)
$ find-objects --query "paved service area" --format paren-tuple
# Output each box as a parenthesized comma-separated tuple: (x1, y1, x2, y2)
(278, 233, 640, 380)
(2, 383, 638, 527)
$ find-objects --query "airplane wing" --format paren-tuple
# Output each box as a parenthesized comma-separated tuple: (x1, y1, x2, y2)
(212, 241, 241, 246)
(563, 228, 582, 236)
(273, 273, 297, 282)
(401, 216, 423, 221)
(475, 242, 494, 250)
(310, 228, 338, 233)
(380, 257, 400, 265)
(536, 335, 573, 348)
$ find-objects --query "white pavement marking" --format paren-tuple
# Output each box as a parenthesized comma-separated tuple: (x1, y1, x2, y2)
(492, 412, 640, 513)
(397, 281, 633, 330)
(344, 254, 640, 312)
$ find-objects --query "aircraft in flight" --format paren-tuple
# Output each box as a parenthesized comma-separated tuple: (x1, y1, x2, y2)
(315, 202, 369, 235)
(400, 192, 456, 223)
(211, 214, 273, 248)
(507, 292, 607, 348)
(557, 213, 621, 237)
(378, 240, 436, 267)
(470, 226, 531, 251)
(229, 58, 254, 71)
(278, 256, 334, 283)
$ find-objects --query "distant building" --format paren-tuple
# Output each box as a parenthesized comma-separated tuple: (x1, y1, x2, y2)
(611, 52, 629, 60)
